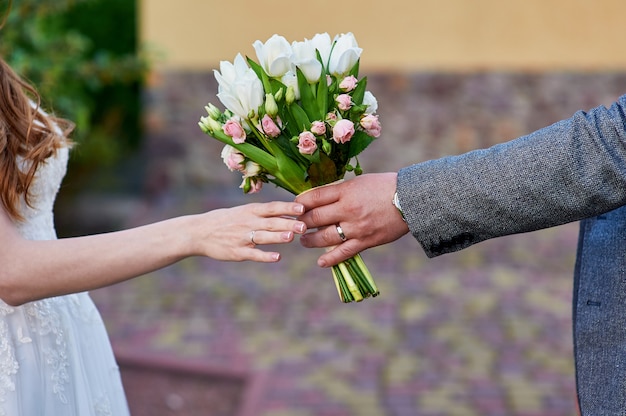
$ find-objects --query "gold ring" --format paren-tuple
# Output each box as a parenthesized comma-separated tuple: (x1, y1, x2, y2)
(250, 230, 257, 245)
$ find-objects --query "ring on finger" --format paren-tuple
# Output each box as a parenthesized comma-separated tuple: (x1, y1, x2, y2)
(250, 230, 257, 245)
(335, 224, 347, 242)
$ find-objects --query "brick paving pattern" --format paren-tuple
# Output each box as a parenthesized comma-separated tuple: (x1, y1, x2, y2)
(88, 71, 626, 415)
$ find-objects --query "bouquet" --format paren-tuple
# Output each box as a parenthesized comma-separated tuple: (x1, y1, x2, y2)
(199, 32, 382, 303)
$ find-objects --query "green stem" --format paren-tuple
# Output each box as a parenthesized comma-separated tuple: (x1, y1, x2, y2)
(353, 253, 379, 296)
(331, 266, 349, 303)
(338, 261, 363, 302)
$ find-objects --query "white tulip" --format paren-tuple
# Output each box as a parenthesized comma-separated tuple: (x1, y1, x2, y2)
(214, 53, 249, 92)
(362, 91, 378, 114)
(309, 33, 333, 69)
(253, 34, 293, 78)
(328, 32, 362, 76)
(291, 39, 323, 83)
(214, 54, 264, 119)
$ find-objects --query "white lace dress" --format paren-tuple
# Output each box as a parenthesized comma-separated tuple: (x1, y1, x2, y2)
(1, 147, 130, 415)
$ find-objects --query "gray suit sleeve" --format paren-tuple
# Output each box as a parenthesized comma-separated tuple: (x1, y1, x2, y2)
(397, 94, 626, 258)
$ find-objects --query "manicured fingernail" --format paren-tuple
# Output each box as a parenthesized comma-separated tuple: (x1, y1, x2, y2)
(294, 204, 304, 214)
(272, 253, 281, 261)
(295, 223, 306, 233)
(282, 231, 294, 240)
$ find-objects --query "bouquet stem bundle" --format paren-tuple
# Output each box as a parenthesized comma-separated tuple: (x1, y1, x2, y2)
(331, 252, 378, 302)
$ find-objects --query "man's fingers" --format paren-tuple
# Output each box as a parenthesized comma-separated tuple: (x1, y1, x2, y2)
(300, 225, 346, 248)
(296, 183, 342, 209)
(317, 241, 362, 267)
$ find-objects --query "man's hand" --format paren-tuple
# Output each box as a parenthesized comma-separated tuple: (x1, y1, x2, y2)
(296, 172, 409, 267)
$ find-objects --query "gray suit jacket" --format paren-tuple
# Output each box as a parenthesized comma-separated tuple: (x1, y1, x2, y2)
(397, 94, 626, 415)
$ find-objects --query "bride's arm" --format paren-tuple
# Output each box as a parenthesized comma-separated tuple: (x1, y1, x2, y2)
(0, 201, 306, 306)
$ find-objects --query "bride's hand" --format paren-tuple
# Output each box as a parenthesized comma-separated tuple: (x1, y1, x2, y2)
(191, 201, 307, 262)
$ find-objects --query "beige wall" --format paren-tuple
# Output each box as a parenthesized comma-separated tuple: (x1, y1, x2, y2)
(139, 0, 626, 72)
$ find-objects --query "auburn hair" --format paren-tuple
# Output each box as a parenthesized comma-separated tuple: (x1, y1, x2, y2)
(0, 57, 74, 221)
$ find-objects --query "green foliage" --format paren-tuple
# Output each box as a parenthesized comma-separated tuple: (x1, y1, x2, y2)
(0, 0, 150, 173)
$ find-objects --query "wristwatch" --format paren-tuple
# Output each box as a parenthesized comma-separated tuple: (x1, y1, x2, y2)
(392, 191, 406, 222)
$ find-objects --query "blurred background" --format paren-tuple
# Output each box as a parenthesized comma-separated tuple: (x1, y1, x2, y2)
(5, 0, 626, 414)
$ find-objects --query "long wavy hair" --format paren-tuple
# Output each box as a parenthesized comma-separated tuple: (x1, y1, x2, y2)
(0, 1, 74, 221)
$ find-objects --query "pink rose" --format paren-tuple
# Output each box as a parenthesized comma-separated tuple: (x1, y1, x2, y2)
(310, 121, 326, 136)
(339, 75, 358, 91)
(261, 114, 281, 138)
(240, 176, 263, 193)
(249, 178, 263, 193)
(297, 131, 318, 155)
(239, 161, 264, 194)
(360, 114, 381, 138)
(223, 118, 246, 144)
(326, 112, 338, 122)
(221, 145, 245, 172)
(332, 119, 355, 144)
(336, 94, 352, 111)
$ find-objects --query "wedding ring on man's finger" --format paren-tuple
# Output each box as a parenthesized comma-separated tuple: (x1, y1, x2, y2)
(250, 230, 257, 245)
(335, 225, 347, 242)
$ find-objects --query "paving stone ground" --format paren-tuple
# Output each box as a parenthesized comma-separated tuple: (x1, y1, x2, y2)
(82, 71, 626, 415)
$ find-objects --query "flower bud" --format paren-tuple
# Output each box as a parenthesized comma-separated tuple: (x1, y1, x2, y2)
(199, 116, 222, 134)
(198, 120, 210, 134)
(265, 93, 279, 117)
(274, 88, 284, 102)
(286, 86, 296, 105)
(322, 138, 332, 155)
(205, 103, 222, 120)
(240, 176, 252, 193)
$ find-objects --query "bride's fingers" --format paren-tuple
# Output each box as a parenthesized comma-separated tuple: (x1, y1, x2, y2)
(250, 201, 305, 217)
(248, 230, 297, 246)
(252, 217, 307, 234)
(238, 247, 282, 263)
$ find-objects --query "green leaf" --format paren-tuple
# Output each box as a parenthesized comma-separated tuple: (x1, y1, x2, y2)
(246, 56, 272, 93)
(351, 76, 367, 106)
(298, 148, 320, 165)
(200, 125, 278, 173)
(278, 107, 300, 137)
(273, 150, 310, 194)
(347, 130, 376, 159)
(296, 67, 320, 120)
(315, 50, 329, 118)
(288, 102, 311, 132)
(348, 59, 360, 78)
(316, 73, 329, 117)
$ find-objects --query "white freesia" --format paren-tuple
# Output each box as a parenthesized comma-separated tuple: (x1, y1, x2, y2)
(253, 34, 293, 78)
(214, 54, 264, 119)
(362, 91, 378, 114)
(328, 32, 362, 76)
(291, 39, 323, 83)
